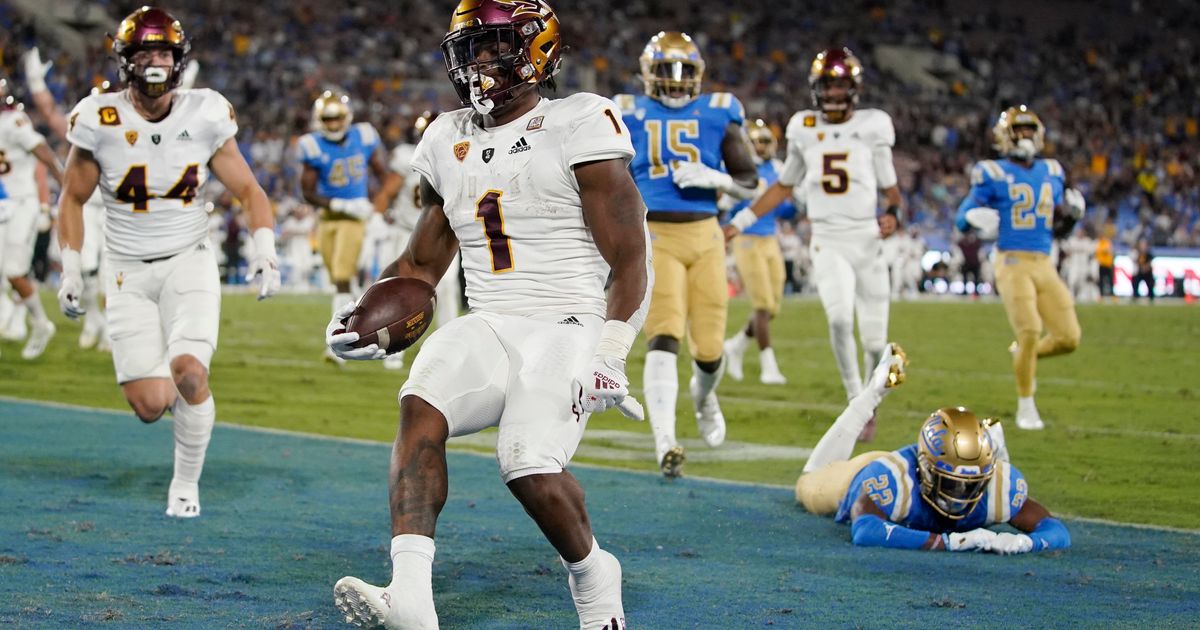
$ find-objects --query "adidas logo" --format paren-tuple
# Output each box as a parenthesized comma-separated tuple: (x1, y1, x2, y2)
(177, 129, 192, 141)
(557, 316, 582, 326)
(508, 136, 531, 154)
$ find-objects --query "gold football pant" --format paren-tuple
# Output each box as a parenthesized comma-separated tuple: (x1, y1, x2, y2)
(795, 450, 891, 516)
(644, 218, 728, 362)
(318, 213, 366, 284)
(995, 250, 1081, 397)
(732, 234, 785, 315)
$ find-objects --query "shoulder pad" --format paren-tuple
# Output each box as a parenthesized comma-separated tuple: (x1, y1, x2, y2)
(971, 160, 1005, 185)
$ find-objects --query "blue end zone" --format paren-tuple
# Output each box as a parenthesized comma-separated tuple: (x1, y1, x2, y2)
(1, 399, 1197, 627)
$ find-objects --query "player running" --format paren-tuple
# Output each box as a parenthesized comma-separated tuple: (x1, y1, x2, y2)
(954, 105, 1084, 430)
(56, 6, 281, 518)
(725, 47, 902, 442)
(327, 1, 649, 627)
(618, 31, 758, 478)
(796, 344, 1071, 554)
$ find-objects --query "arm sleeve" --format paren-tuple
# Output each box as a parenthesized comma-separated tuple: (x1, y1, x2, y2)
(955, 164, 995, 232)
(65, 99, 98, 152)
(872, 114, 898, 189)
(851, 513, 935, 550)
(564, 94, 635, 167)
(206, 91, 239, 154)
(1029, 517, 1071, 552)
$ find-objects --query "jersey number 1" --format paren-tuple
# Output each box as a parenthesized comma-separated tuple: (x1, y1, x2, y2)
(115, 164, 200, 213)
(476, 190, 514, 273)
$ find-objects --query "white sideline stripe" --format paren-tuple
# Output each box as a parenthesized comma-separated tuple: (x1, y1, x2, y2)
(3, 395, 1197, 536)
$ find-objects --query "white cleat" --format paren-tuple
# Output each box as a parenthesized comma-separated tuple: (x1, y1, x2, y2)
(759, 368, 787, 385)
(383, 352, 406, 371)
(564, 549, 626, 630)
(689, 375, 726, 448)
(333, 576, 439, 630)
(165, 479, 201, 518)
(3, 318, 28, 342)
(723, 337, 746, 382)
(1015, 398, 1045, 430)
(79, 327, 99, 350)
(21, 320, 55, 360)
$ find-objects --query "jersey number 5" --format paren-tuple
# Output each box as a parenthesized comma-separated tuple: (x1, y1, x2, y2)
(476, 190, 514, 273)
(821, 153, 850, 194)
(115, 164, 200, 213)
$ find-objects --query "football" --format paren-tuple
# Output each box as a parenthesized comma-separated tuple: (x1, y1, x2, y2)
(344, 277, 437, 353)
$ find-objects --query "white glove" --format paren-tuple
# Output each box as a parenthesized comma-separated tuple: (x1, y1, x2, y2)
(572, 356, 644, 420)
(24, 47, 53, 94)
(989, 532, 1034, 555)
(672, 161, 734, 192)
(179, 59, 200, 90)
(965, 207, 1000, 240)
(57, 248, 86, 319)
(866, 342, 908, 396)
(325, 299, 388, 360)
(330, 197, 375, 221)
(365, 210, 388, 235)
(945, 528, 998, 552)
(1064, 188, 1086, 220)
(245, 227, 282, 300)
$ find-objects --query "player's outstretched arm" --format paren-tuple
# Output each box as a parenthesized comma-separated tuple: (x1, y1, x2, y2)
(1000, 497, 1071, 554)
(210, 137, 280, 299)
(724, 181, 794, 241)
(849, 493, 998, 552)
(380, 176, 458, 287)
(32, 142, 64, 185)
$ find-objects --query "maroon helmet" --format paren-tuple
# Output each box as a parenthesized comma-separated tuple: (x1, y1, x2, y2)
(441, 0, 563, 115)
(809, 47, 864, 116)
(111, 7, 191, 98)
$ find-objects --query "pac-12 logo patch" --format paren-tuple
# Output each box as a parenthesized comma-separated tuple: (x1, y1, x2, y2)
(453, 141, 470, 162)
(482, 148, 495, 163)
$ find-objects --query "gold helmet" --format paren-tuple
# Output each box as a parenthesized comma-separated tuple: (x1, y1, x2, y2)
(993, 105, 1045, 160)
(747, 118, 777, 159)
(640, 31, 704, 107)
(916, 407, 997, 520)
(312, 90, 353, 141)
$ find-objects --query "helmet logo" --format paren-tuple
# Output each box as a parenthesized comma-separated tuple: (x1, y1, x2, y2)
(494, 0, 545, 18)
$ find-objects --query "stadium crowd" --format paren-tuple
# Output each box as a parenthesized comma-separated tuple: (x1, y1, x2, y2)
(2, 0, 1198, 292)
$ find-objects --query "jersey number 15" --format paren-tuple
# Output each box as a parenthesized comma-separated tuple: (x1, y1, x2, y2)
(644, 120, 700, 179)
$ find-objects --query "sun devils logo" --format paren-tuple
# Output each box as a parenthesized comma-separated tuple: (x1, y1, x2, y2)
(817, 132, 825, 141)
(453, 141, 470, 162)
(115, 272, 125, 290)
(125, 131, 138, 146)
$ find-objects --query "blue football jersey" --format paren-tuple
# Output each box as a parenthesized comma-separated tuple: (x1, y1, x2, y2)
(616, 92, 744, 214)
(835, 444, 1029, 533)
(297, 122, 380, 200)
(723, 158, 797, 236)
(955, 158, 1065, 255)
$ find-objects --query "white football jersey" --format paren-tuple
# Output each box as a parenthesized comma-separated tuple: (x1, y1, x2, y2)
(0, 108, 49, 200)
(410, 93, 634, 318)
(66, 88, 238, 260)
(779, 108, 897, 240)
(388, 143, 421, 232)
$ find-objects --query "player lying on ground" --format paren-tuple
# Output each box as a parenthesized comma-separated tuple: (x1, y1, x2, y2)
(796, 344, 1071, 553)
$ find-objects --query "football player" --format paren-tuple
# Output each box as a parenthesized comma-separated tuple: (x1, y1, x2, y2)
(725, 47, 902, 442)
(327, 1, 648, 628)
(796, 344, 1071, 554)
(722, 119, 797, 386)
(372, 111, 461, 371)
(954, 106, 1084, 430)
(617, 31, 758, 478)
(0, 76, 65, 360)
(55, 7, 281, 518)
(298, 89, 389, 365)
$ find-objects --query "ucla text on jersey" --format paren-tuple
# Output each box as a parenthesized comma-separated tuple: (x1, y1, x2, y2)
(617, 92, 744, 214)
(956, 158, 1065, 255)
(298, 122, 380, 201)
(835, 444, 1028, 533)
(724, 159, 797, 236)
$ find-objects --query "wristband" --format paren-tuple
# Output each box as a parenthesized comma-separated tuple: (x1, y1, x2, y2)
(594, 319, 637, 360)
(729, 208, 759, 233)
(61, 248, 82, 277)
(252, 227, 277, 260)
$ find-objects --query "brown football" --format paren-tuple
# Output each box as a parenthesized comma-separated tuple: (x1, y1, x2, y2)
(345, 277, 437, 353)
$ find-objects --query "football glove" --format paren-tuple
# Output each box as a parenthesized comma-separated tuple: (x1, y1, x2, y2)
(330, 197, 375, 221)
(325, 299, 387, 361)
(989, 532, 1034, 555)
(945, 528, 998, 552)
(1064, 188, 1086, 220)
(57, 248, 86, 319)
(573, 356, 644, 420)
(964, 207, 1000, 240)
(672, 162, 734, 192)
(245, 227, 282, 300)
(23, 47, 52, 94)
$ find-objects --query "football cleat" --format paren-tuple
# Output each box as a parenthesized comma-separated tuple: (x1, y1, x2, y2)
(333, 576, 439, 630)
(1016, 398, 1044, 430)
(2, 307, 27, 341)
(722, 335, 747, 382)
(21, 320, 55, 360)
(165, 479, 200, 518)
(689, 376, 726, 448)
(658, 445, 685, 479)
(564, 548, 626, 630)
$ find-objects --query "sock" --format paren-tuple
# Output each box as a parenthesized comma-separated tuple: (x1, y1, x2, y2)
(562, 537, 599, 576)
(728, 328, 751, 351)
(803, 393, 879, 473)
(8, 302, 28, 330)
(390, 534, 436, 585)
(561, 538, 624, 626)
(691, 357, 724, 402)
(172, 396, 215, 485)
(643, 350, 679, 456)
(22, 291, 49, 325)
(760, 347, 780, 374)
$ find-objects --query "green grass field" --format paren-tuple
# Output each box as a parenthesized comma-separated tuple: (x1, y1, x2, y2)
(2, 292, 1197, 529)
